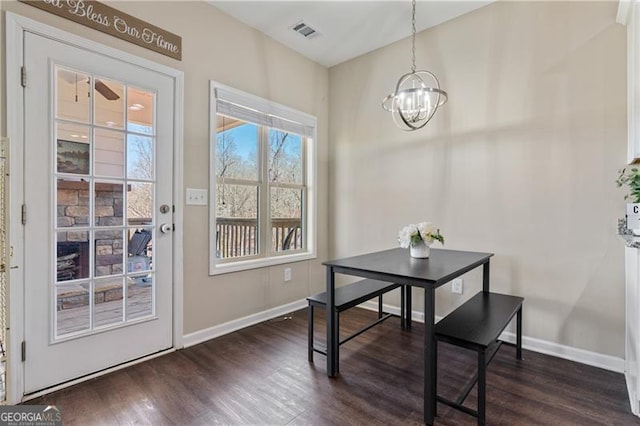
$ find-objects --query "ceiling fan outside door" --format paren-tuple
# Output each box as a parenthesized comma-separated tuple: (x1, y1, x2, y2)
(57, 68, 120, 101)
(94, 79, 120, 100)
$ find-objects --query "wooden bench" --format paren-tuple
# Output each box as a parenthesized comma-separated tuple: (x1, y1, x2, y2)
(307, 279, 404, 363)
(435, 291, 523, 425)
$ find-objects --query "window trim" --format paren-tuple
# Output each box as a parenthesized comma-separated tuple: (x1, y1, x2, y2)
(209, 81, 317, 275)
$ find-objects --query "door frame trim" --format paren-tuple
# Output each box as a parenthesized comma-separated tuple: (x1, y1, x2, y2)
(5, 11, 184, 404)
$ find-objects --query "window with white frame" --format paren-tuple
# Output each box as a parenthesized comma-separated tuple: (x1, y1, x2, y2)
(209, 82, 317, 274)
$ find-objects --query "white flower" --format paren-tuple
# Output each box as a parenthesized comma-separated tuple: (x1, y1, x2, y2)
(417, 222, 435, 244)
(398, 224, 417, 248)
(398, 221, 444, 248)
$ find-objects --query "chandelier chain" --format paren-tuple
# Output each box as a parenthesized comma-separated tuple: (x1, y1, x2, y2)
(411, 0, 416, 73)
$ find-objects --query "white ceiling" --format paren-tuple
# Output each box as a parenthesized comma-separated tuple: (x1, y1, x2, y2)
(209, 1, 493, 68)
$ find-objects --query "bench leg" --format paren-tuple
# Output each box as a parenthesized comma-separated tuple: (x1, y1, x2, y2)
(478, 349, 486, 426)
(516, 307, 523, 360)
(378, 295, 383, 319)
(308, 304, 314, 362)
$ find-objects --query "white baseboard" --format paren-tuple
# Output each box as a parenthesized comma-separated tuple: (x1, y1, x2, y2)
(498, 331, 624, 373)
(182, 299, 307, 348)
(359, 301, 625, 374)
(182, 298, 624, 374)
(360, 300, 425, 322)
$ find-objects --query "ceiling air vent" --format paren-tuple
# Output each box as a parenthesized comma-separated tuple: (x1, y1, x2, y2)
(291, 21, 320, 39)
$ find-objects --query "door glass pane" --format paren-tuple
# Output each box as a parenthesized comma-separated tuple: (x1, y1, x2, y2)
(57, 178, 89, 228)
(57, 121, 92, 143)
(216, 116, 258, 180)
(268, 130, 303, 185)
(95, 128, 124, 178)
(94, 77, 125, 129)
(95, 181, 124, 227)
(51, 67, 159, 341)
(216, 184, 258, 259)
(56, 282, 90, 336)
(127, 275, 153, 320)
(57, 231, 90, 282)
(95, 230, 124, 277)
(127, 134, 154, 181)
(57, 122, 91, 175)
(56, 66, 90, 123)
(127, 87, 155, 135)
(127, 182, 153, 222)
(271, 188, 303, 252)
(94, 278, 124, 328)
(127, 228, 153, 273)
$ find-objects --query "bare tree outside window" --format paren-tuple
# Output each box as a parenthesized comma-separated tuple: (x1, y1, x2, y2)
(215, 117, 305, 259)
(269, 130, 303, 185)
(215, 124, 258, 218)
(127, 135, 153, 220)
(268, 129, 304, 253)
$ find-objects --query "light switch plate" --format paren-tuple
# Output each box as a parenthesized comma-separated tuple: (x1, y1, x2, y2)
(186, 188, 208, 205)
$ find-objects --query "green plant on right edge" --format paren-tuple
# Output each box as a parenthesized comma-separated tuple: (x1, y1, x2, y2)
(617, 168, 640, 203)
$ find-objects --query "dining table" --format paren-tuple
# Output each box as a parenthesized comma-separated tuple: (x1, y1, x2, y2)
(323, 247, 494, 425)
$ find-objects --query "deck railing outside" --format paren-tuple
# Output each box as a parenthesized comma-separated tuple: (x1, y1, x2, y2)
(216, 217, 302, 259)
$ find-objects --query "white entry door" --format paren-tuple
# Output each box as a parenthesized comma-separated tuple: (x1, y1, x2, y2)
(22, 32, 175, 393)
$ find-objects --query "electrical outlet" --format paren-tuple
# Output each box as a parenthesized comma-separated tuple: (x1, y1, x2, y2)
(186, 188, 208, 205)
(284, 268, 292, 282)
(452, 278, 463, 294)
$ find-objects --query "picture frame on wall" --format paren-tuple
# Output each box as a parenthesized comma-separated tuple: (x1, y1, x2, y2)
(57, 139, 90, 175)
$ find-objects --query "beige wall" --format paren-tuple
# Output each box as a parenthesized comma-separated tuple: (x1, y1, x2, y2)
(329, 1, 627, 357)
(0, 1, 329, 335)
(0, 0, 629, 359)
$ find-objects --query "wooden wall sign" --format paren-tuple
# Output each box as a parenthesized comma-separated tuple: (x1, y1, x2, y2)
(19, 0, 182, 60)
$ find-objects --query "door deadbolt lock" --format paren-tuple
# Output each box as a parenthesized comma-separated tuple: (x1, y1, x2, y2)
(160, 204, 171, 214)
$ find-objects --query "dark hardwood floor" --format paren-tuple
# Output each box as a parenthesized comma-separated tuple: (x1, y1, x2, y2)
(28, 307, 639, 425)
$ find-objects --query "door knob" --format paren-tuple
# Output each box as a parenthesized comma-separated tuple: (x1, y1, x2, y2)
(160, 223, 172, 233)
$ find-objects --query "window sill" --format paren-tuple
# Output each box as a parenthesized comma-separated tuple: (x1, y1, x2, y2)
(209, 251, 316, 276)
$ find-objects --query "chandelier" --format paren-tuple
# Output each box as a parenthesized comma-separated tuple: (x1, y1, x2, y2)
(382, 0, 448, 131)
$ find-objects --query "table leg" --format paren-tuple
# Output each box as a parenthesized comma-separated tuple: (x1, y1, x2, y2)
(424, 287, 436, 425)
(517, 307, 523, 360)
(308, 304, 314, 362)
(326, 266, 338, 377)
(406, 285, 412, 328)
(483, 261, 490, 293)
(478, 349, 487, 425)
(400, 285, 406, 329)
